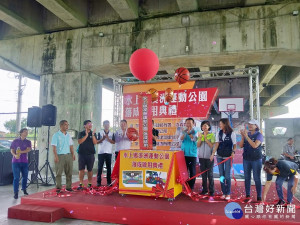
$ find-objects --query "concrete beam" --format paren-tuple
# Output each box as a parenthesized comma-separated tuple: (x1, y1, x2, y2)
(279, 84, 300, 105)
(259, 65, 282, 93)
(259, 88, 270, 98)
(234, 65, 246, 75)
(176, 0, 198, 12)
(244, 0, 266, 6)
(0, 56, 40, 80)
(106, 0, 138, 20)
(268, 73, 286, 85)
(166, 69, 175, 74)
(103, 78, 114, 92)
(0, 3, 41, 34)
(260, 105, 288, 119)
(36, 0, 87, 27)
(263, 71, 300, 106)
(199, 67, 210, 72)
(199, 67, 210, 78)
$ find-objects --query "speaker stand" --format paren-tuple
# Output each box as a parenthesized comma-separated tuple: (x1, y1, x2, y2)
(39, 126, 56, 186)
(26, 127, 44, 188)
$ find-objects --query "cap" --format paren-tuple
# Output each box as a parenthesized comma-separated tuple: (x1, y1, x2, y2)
(248, 119, 259, 129)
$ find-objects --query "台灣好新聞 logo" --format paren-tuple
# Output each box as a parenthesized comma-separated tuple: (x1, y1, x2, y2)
(224, 202, 243, 219)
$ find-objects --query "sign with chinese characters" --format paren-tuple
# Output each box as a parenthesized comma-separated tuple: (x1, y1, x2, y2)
(243, 203, 296, 220)
(139, 94, 153, 149)
(123, 82, 219, 150)
(124, 87, 218, 119)
(118, 150, 187, 198)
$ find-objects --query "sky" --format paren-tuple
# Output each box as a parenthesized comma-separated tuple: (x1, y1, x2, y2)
(0, 69, 114, 132)
(0, 69, 40, 131)
(0, 68, 298, 132)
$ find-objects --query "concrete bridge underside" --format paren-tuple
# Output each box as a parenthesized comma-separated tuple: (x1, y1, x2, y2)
(0, 0, 299, 168)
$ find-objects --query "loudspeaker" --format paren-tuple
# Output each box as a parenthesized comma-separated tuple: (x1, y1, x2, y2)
(0, 152, 13, 186)
(42, 104, 57, 126)
(27, 107, 42, 127)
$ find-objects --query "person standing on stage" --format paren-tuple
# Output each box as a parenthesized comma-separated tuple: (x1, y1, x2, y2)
(97, 120, 115, 186)
(115, 120, 131, 160)
(211, 118, 236, 200)
(180, 117, 198, 190)
(77, 120, 97, 189)
(263, 158, 299, 205)
(152, 120, 159, 150)
(51, 120, 75, 193)
(197, 120, 215, 196)
(10, 128, 31, 199)
(282, 138, 297, 162)
(239, 119, 264, 202)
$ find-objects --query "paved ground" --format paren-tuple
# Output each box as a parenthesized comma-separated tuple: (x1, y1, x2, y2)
(1, 172, 299, 225)
(0, 175, 116, 225)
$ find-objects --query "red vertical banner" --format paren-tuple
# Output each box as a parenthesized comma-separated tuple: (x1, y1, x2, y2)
(138, 94, 153, 150)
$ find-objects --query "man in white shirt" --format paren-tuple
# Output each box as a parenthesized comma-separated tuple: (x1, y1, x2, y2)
(97, 120, 115, 186)
(115, 120, 131, 160)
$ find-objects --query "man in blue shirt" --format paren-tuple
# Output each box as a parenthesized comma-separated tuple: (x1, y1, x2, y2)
(51, 120, 75, 193)
(180, 117, 198, 190)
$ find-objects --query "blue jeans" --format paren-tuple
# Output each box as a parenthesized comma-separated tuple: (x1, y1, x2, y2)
(276, 176, 295, 203)
(12, 163, 28, 193)
(217, 157, 232, 195)
(243, 159, 262, 198)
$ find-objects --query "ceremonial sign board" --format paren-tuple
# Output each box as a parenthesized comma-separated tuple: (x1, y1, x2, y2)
(123, 82, 219, 150)
(118, 150, 188, 198)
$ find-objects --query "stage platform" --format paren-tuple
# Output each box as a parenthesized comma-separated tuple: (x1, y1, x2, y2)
(9, 178, 300, 225)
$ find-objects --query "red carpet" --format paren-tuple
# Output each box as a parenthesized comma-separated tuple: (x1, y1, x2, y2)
(10, 178, 299, 225)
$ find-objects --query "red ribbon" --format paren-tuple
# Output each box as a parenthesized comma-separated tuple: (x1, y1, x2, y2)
(152, 183, 174, 198)
(186, 156, 234, 182)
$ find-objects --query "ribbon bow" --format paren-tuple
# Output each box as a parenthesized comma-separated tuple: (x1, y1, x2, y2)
(152, 184, 174, 198)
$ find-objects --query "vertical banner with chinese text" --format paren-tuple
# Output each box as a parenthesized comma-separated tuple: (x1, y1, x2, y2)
(139, 94, 153, 149)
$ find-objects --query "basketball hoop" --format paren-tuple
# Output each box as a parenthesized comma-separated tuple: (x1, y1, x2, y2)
(219, 98, 244, 126)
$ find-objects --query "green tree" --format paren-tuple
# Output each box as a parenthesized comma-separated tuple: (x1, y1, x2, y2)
(4, 118, 28, 133)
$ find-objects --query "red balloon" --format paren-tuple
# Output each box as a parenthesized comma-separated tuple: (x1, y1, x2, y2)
(129, 48, 159, 82)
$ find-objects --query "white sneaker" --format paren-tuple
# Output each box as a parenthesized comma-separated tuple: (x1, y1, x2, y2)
(225, 195, 231, 200)
(220, 195, 226, 199)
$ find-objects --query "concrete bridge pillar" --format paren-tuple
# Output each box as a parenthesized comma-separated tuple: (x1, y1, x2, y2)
(37, 71, 103, 173)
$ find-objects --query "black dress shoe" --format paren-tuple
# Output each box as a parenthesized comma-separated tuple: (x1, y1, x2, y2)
(276, 199, 286, 205)
(23, 189, 29, 195)
(14, 192, 18, 199)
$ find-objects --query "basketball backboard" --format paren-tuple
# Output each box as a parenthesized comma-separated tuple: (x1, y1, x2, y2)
(219, 98, 244, 112)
